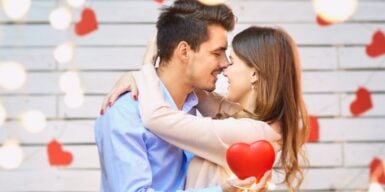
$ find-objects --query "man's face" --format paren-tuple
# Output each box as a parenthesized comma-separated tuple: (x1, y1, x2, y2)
(186, 24, 229, 92)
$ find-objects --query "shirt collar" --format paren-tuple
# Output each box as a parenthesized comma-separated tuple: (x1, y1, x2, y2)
(159, 80, 198, 112)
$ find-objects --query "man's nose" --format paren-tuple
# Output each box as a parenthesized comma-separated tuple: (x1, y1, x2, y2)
(219, 55, 229, 68)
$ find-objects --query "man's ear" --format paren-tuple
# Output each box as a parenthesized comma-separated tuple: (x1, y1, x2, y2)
(175, 41, 191, 62)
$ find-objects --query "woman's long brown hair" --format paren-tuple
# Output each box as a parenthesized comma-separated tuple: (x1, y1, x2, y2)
(225, 26, 310, 191)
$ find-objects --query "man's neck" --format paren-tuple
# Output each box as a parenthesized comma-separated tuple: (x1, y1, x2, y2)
(156, 62, 193, 110)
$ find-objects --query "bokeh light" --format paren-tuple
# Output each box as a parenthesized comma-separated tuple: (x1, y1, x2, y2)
(21, 110, 47, 133)
(49, 7, 72, 30)
(1, 0, 31, 20)
(0, 140, 23, 170)
(312, 0, 358, 23)
(54, 42, 74, 64)
(0, 61, 27, 91)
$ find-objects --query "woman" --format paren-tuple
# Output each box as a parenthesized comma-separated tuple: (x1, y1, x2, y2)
(102, 26, 309, 191)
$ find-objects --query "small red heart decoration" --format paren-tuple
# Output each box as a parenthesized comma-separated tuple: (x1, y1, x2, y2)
(75, 8, 98, 36)
(307, 116, 320, 142)
(316, 15, 333, 26)
(350, 87, 373, 116)
(154, 0, 165, 4)
(369, 157, 385, 184)
(226, 140, 275, 182)
(47, 139, 73, 166)
(366, 30, 385, 58)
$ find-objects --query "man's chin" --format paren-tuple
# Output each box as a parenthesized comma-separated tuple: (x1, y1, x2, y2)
(204, 85, 216, 92)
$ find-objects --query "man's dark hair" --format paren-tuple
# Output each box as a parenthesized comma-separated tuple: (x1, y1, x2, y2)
(156, 0, 235, 63)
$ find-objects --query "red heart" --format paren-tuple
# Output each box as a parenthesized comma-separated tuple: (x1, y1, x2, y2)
(307, 116, 320, 142)
(366, 30, 385, 58)
(154, 0, 165, 4)
(316, 15, 333, 26)
(370, 157, 385, 184)
(226, 140, 275, 182)
(350, 87, 373, 116)
(75, 8, 98, 36)
(47, 139, 73, 166)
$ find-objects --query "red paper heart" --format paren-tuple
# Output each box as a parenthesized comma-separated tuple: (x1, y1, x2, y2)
(350, 87, 373, 116)
(307, 116, 320, 142)
(75, 8, 98, 36)
(154, 0, 165, 4)
(47, 139, 73, 166)
(370, 157, 385, 184)
(316, 15, 333, 26)
(226, 140, 275, 182)
(366, 30, 385, 58)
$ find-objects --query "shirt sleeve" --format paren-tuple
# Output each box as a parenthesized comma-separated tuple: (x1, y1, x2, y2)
(95, 94, 157, 191)
(135, 65, 282, 168)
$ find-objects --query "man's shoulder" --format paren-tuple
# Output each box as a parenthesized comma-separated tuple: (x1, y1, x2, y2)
(108, 92, 139, 114)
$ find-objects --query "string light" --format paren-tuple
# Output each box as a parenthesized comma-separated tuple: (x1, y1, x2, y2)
(198, 0, 226, 6)
(0, 61, 27, 91)
(66, 0, 86, 8)
(21, 110, 47, 133)
(0, 102, 6, 126)
(0, 140, 23, 170)
(1, 0, 31, 20)
(54, 42, 74, 64)
(59, 71, 82, 93)
(312, 0, 358, 23)
(368, 182, 384, 192)
(64, 91, 84, 108)
(49, 7, 72, 30)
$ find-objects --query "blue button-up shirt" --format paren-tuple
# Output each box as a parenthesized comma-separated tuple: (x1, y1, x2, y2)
(95, 82, 221, 192)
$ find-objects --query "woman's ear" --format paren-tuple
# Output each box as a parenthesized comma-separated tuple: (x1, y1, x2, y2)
(251, 71, 259, 84)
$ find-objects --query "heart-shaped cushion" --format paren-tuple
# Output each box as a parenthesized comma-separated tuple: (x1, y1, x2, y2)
(226, 140, 275, 182)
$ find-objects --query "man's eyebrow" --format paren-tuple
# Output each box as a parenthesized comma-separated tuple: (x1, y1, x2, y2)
(213, 46, 227, 52)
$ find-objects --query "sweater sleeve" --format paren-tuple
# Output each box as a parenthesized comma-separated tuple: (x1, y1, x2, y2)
(135, 65, 282, 168)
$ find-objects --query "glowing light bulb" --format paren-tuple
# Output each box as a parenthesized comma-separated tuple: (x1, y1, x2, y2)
(64, 91, 84, 108)
(312, 0, 358, 23)
(0, 103, 6, 126)
(0, 61, 27, 91)
(1, 0, 31, 20)
(59, 71, 82, 93)
(54, 42, 74, 64)
(49, 7, 72, 30)
(21, 110, 47, 133)
(267, 182, 277, 190)
(198, 0, 225, 6)
(369, 182, 384, 192)
(0, 139, 23, 170)
(66, 0, 86, 8)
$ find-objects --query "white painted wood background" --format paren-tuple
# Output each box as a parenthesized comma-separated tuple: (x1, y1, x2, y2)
(0, 0, 384, 191)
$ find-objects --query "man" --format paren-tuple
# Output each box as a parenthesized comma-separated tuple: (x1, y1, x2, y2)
(95, 0, 235, 191)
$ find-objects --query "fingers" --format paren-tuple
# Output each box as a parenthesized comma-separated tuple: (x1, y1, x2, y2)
(229, 177, 256, 189)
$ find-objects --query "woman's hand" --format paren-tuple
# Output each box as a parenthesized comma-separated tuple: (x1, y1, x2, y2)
(222, 171, 272, 192)
(99, 72, 138, 115)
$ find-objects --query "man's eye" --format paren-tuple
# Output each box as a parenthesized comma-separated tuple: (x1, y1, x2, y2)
(213, 52, 221, 56)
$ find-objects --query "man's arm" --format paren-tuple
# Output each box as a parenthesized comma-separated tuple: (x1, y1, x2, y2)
(95, 94, 158, 191)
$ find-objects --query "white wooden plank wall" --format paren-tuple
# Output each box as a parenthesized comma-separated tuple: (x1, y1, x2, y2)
(0, 0, 384, 191)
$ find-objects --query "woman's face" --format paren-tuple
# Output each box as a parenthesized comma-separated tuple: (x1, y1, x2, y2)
(223, 49, 257, 103)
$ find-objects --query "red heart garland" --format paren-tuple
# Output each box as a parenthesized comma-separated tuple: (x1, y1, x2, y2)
(307, 116, 320, 142)
(370, 157, 385, 184)
(47, 139, 73, 166)
(350, 87, 373, 116)
(226, 140, 275, 182)
(366, 30, 385, 58)
(75, 8, 98, 36)
(316, 15, 333, 26)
